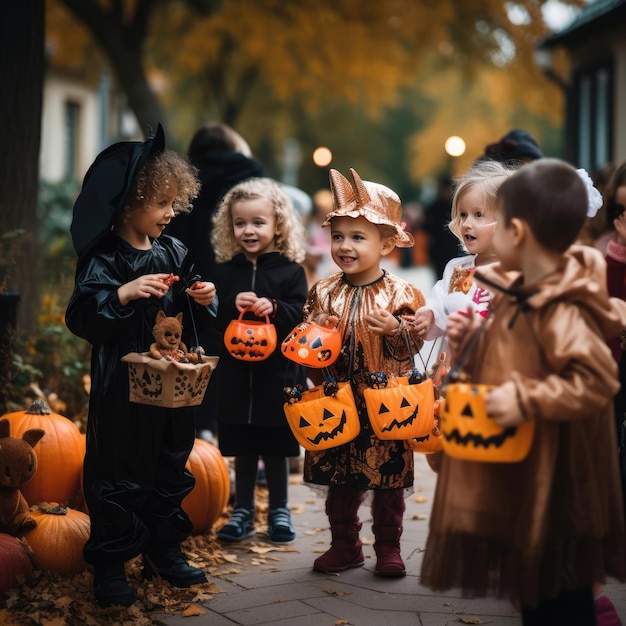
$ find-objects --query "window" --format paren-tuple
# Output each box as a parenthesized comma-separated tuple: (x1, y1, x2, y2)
(63, 100, 80, 180)
(574, 61, 613, 170)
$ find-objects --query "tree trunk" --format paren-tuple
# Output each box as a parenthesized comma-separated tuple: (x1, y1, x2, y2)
(60, 0, 165, 133)
(0, 2, 44, 337)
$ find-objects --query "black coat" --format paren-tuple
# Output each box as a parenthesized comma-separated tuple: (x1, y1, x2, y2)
(211, 252, 308, 456)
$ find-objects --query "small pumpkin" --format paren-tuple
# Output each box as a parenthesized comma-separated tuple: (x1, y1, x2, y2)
(439, 382, 535, 463)
(182, 439, 231, 534)
(3, 400, 85, 506)
(0, 533, 34, 592)
(281, 321, 342, 368)
(23, 502, 90, 575)
(224, 309, 277, 361)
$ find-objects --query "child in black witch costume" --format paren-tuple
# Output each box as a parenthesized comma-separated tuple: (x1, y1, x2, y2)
(65, 125, 217, 608)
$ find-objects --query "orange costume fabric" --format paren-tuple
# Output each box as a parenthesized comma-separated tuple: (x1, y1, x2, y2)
(302, 270, 425, 491)
(421, 245, 626, 606)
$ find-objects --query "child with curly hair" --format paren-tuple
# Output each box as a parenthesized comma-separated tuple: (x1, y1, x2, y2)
(66, 125, 217, 608)
(210, 177, 308, 544)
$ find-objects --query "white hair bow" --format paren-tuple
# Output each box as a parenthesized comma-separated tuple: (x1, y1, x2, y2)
(576, 168, 603, 218)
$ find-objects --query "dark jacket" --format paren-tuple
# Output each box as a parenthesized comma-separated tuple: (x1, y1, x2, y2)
(211, 252, 307, 433)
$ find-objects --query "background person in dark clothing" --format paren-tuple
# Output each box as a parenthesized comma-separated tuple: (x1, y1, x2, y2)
(423, 176, 462, 280)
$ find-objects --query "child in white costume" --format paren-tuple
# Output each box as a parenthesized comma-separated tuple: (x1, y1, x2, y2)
(415, 160, 516, 341)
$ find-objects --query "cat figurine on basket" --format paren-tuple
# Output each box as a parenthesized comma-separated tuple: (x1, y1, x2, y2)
(148, 310, 204, 364)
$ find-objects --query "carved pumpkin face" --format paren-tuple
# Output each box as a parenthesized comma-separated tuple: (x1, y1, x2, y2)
(364, 377, 434, 441)
(281, 321, 342, 368)
(224, 312, 277, 361)
(440, 383, 534, 462)
(283, 382, 360, 450)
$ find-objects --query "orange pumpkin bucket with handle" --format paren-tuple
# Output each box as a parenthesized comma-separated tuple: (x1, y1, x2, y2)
(363, 372, 434, 441)
(223, 309, 277, 361)
(283, 378, 360, 451)
(439, 382, 535, 462)
(281, 320, 342, 368)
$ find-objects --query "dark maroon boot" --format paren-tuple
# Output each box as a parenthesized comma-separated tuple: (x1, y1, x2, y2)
(313, 485, 365, 573)
(372, 489, 406, 577)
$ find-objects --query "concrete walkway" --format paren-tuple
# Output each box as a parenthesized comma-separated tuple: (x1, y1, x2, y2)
(154, 453, 626, 626)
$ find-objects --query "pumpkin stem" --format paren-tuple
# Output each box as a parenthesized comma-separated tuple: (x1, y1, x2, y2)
(27, 399, 52, 416)
(33, 502, 68, 515)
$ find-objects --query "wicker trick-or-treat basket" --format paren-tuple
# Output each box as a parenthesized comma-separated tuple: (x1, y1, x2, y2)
(121, 353, 219, 408)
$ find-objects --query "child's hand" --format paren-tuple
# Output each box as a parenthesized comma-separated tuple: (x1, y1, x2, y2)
(117, 273, 172, 305)
(312, 313, 339, 328)
(235, 292, 273, 317)
(187, 281, 216, 307)
(235, 291, 258, 312)
(446, 307, 475, 360)
(415, 310, 434, 337)
(486, 381, 526, 427)
(365, 307, 398, 336)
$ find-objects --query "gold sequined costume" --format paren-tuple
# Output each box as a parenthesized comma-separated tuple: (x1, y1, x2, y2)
(302, 270, 425, 491)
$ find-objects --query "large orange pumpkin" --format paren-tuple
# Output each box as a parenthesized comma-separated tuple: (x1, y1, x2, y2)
(182, 439, 231, 534)
(3, 400, 85, 506)
(0, 533, 34, 592)
(24, 503, 90, 575)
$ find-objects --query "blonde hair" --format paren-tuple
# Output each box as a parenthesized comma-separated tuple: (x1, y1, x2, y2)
(212, 178, 306, 263)
(448, 160, 517, 248)
(121, 150, 200, 221)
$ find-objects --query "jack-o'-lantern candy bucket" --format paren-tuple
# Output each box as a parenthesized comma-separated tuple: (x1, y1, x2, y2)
(224, 309, 277, 361)
(410, 415, 443, 454)
(363, 371, 434, 440)
(439, 382, 534, 462)
(283, 379, 360, 451)
(281, 321, 342, 368)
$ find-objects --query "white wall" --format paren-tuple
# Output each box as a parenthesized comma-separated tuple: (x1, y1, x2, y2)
(40, 75, 100, 183)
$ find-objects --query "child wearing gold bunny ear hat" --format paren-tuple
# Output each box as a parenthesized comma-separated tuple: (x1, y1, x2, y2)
(302, 168, 426, 577)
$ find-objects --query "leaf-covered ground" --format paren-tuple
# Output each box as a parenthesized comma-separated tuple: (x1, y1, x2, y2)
(0, 486, 297, 626)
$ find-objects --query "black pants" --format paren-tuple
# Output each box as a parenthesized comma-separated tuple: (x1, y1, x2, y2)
(521, 587, 596, 626)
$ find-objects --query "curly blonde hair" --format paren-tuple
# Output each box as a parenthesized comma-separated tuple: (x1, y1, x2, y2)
(120, 150, 200, 221)
(212, 178, 306, 263)
(448, 160, 517, 249)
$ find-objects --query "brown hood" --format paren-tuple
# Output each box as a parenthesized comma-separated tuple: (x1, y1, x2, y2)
(475, 244, 626, 341)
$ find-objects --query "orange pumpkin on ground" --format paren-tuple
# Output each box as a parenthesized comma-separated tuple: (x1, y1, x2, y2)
(3, 400, 85, 506)
(0, 533, 35, 592)
(23, 502, 90, 575)
(182, 439, 230, 534)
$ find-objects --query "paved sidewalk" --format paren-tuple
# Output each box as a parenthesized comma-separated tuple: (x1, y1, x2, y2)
(154, 453, 626, 626)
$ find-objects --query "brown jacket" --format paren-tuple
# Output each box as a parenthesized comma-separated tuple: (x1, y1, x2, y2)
(421, 245, 626, 605)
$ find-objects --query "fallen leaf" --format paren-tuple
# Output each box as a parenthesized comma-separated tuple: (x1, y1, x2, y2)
(324, 589, 351, 597)
(182, 604, 206, 617)
(334, 620, 349, 625)
(458, 617, 484, 624)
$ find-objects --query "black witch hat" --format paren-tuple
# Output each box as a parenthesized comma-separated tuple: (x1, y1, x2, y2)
(70, 124, 166, 256)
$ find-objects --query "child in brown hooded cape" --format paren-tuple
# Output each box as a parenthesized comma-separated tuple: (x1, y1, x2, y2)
(420, 158, 626, 625)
